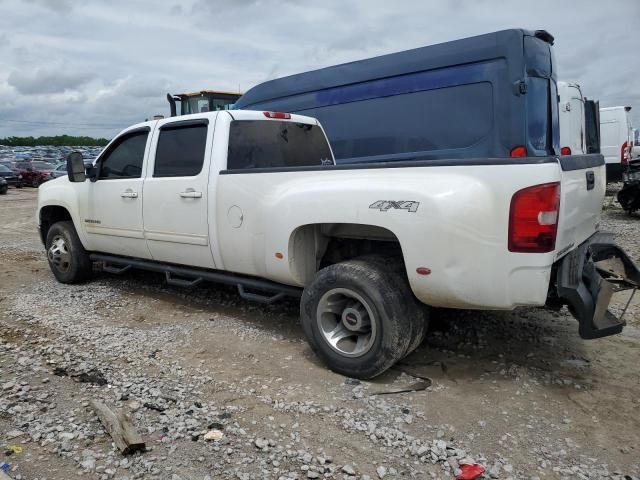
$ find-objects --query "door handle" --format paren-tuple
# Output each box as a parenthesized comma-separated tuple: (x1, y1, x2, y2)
(121, 190, 138, 198)
(179, 188, 202, 198)
(586, 171, 595, 191)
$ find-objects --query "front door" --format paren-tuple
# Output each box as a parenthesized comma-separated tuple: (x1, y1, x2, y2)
(82, 127, 152, 259)
(142, 117, 215, 268)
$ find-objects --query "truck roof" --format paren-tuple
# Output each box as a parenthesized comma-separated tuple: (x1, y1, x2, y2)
(114, 111, 322, 139)
(235, 29, 542, 109)
(600, 106, 632, 112)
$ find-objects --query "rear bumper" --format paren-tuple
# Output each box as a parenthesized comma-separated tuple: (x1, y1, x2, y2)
(555, 232, 639, 339)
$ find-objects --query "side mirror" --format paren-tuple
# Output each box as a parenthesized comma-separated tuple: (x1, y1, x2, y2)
(66, 152, 86, 182)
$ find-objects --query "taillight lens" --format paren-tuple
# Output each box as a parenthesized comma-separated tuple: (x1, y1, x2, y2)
(508, 182, 560, 253)
(510, 146, 528, 158)
(263, 111, 291, 119)
(621, 141, 629, 165)
(560, 146, 571, 156)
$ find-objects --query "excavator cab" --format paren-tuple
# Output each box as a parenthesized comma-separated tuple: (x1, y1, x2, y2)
(167, 90, 242, 117)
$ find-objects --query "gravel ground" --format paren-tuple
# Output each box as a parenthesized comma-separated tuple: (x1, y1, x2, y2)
(1, 188, 639, 480)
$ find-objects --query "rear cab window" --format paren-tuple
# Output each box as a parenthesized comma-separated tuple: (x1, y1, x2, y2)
(227, 120, 333, 170)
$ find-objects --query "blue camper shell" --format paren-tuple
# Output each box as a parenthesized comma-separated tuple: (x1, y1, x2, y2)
(233, 29, 560, 164)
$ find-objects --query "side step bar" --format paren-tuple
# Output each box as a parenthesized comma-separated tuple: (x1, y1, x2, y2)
(89, 253, 302, 303)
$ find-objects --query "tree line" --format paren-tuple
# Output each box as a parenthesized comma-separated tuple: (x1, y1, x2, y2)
(0, 135, 110, 147)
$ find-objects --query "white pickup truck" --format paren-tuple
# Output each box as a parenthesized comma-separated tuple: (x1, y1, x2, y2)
(37, 110, 639, 378)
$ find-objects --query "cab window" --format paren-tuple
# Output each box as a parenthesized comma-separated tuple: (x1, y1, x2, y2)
(153, 123, 207, 177)
(98, 130, 148, 179)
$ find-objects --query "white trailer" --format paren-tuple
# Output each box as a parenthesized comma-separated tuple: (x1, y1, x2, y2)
(558, 82, 587, 155)
(600, 106, 633, 180)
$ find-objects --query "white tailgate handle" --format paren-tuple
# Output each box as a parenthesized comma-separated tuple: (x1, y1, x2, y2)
(120, 189, 138, 198)
(179, 188, 202, 199)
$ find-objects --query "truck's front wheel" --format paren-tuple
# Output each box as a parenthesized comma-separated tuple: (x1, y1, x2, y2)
(300, 259, 415, 379)
(45, 221, 92, 284)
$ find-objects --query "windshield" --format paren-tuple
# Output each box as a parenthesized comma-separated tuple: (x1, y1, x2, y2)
(0, 165, 11, 173)
(182, 95, 239, 114)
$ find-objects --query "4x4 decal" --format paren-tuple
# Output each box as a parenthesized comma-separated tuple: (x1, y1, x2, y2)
(369, 200, 420, 213)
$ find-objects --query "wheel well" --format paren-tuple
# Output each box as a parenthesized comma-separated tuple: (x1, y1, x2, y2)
(39, 206, 72, 245)
(289, 223, 405, 284)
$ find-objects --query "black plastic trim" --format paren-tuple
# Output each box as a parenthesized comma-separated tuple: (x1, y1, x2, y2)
(111, 126, 151, 137)
(220, 156, 558, 175)
(159, 118, 209, 130)
(534, 29, 554, 45)
(90, 253, 302, 299)
(557, 154, 604, 172)
(555, 232, 638, 339)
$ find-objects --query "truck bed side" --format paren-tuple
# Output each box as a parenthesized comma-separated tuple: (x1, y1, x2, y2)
(214, 157, 602, 310)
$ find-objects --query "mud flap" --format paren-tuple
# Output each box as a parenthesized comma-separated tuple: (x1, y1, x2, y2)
(556, 233, 640, 339)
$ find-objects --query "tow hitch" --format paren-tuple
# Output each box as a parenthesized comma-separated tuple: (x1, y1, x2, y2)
(556, 233, 639, 339)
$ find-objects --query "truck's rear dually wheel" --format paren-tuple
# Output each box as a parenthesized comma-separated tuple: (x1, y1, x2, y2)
(301, 257, 424, 379)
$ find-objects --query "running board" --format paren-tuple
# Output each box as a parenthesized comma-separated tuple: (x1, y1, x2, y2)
(89, 253, 302, 302)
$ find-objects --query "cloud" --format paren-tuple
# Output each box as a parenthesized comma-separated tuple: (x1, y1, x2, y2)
(23, 0, 74, 13)
(0, 0, 638, 137)
(7, 68, 95, 95)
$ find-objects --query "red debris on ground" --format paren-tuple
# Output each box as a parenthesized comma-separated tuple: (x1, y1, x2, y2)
(456, 463, 486, 480)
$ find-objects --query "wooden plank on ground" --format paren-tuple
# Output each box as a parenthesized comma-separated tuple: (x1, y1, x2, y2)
(90, 400, 145, 454)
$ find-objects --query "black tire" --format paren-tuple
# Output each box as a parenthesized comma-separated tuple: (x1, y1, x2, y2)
(359, 255, 429, 357)
(45, 221, 92, 284)
(0, 187, 7, 195)
(32, 179, 41, 188)
(300, 258, 415, 379)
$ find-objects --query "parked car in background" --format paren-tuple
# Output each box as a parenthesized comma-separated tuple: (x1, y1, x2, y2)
(557, 81, 600, 156)
(15, 160, 56, 173)
(0, 160, 19, 172)
(0, 164, 23, 187)
(0, 177, 7, 195)
(18, 167, 51, 187)
(600, 106, 633, 181)
(50, 163, 68, 179)
(14, 160, 54, 187)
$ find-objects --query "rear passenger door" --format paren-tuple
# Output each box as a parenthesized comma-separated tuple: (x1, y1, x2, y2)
(142, 117, 216, 268)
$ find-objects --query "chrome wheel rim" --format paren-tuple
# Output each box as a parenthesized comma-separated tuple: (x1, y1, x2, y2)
(316, 288, 377, 358)
(48, 235, 71, 273)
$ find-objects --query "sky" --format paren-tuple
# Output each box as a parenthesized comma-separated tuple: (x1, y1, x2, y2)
(0, 0, 638, 139)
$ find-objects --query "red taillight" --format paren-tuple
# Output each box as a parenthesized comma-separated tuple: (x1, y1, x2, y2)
(263, 111, 291, 119)
(621, 141, 629, 165)
(508, 182, 560, 253)
(560, 146, 571, 156)
(510, 146, 528, 158)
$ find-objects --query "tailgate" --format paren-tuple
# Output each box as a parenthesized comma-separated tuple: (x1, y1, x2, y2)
(554, 154, 606, 257)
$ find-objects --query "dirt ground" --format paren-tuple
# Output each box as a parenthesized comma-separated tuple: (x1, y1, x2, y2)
(1, 188, 639, 480)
